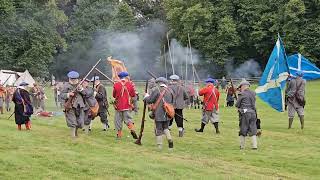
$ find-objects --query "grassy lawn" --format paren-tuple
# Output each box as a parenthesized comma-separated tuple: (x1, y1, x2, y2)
(0, 81, 319, 179)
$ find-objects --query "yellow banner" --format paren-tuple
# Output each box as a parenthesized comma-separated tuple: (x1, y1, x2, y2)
(107, 56, 128, 81)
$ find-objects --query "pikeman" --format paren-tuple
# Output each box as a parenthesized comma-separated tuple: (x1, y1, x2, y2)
(0, 83, 5, 114)
(80, 79, 98, 134)
(235, 79, 258, 150)
(92, 76, 109, 131)
(12, 82, 33, 130)
(144, 77, 174, 150)
(112, 71, 138, 139)
(195, 78, 220, 134)
(168, 75, 189, 137)
(286, 71, 306, 129)
(61, 71, 85, 138)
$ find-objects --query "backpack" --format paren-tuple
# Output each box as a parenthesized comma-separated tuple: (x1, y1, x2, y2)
(151, 88, 175, 119)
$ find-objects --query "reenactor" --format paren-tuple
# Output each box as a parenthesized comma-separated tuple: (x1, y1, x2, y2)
(60, 71, 85, 138)
(112, 72, 138, 139)
(144, 77, 174, 150)
(168, 75, 189, 137)
(93, 76, 109, 131)
(195, 78, 220, 134)
(286, 71, 306, 129)
(235, 79, 258, 150)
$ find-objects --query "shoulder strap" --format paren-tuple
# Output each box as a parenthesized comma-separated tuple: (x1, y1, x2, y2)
(152, 88, 167, 110)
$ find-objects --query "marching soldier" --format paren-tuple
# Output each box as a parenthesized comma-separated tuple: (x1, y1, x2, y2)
(80, 79, 98, 134)
(93, 76, 109, 131)
(144, 77, 174, 150)
(112, 72, 138, 139)
(286, 71, 306, 129)
(168, 75, 189, 137)
(195, 78, 220, 134)
(61, 71, 85, 138)
(235, 79, 258, 150)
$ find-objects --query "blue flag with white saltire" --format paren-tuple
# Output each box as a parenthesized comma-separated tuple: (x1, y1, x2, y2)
(255, 36, 289, 112)
(288, 53, 320, 80)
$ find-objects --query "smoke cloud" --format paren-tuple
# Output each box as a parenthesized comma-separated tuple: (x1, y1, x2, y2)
(226, 59, 262, 78)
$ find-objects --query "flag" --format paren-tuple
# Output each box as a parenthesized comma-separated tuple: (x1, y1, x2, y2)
(288, 53, 320, 80)
(255, 36, 289, 112)
(107, 56, 128, 81)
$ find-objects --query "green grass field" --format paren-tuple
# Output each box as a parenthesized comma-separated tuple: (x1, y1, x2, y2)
(0, 81, 319, 180)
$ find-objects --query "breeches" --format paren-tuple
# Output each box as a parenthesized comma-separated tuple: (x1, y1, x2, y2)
(114, 110, 133, 131)
(65, 108, 84, 128)
(155, 121, 169, 136)
(288, 102, 304, 118)
(202, 110, 219, 124)
(169, 109, 183, 128)
(239, 112, 257, 136)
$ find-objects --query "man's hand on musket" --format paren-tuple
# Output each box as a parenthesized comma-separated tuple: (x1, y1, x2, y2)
(69, 92, 75, 97)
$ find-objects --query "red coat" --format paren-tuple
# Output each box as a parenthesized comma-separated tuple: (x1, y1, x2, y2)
(113, 80, 136, 111)
(199, 83, 220, 111)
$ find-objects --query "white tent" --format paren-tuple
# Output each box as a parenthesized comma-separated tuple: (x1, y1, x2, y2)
(0, 70, 35, 87)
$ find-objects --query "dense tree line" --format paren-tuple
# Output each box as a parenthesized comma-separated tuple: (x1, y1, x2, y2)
(1, 0, 319, 79)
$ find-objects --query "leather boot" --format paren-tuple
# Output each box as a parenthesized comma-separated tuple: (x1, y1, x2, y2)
(299, 115, 304, 129)
(213, 122, 220, 134)
(131, 130, 138, 139)
(288, 118, 293, 129)
(17, 124, 22, 131)
(195, 122, 206, 132)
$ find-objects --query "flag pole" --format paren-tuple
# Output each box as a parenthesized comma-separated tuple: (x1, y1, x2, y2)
(167, 32, 175, 74)
(164, 45, 168, 79)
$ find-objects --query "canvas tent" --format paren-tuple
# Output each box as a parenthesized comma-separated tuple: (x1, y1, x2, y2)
(0, 70, 35, 87)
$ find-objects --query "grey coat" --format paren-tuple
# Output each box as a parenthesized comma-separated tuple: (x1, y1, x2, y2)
(235, 89, 256, 113)
(286, 77, 306, 108)
(145, 87, 174, 122)
(169, 83, 189, 109)
(60, 83, 85, 108)
(95, 84, 108, 112)
(80, 87, 97, 110)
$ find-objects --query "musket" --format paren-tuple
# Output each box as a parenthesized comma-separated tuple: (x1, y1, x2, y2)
(147, 70, 189, 122)
(135, 80, 149, 145)
(229, 78, 238, 100)
(94, 68, 114, 84)
(64, 59, 102, 111)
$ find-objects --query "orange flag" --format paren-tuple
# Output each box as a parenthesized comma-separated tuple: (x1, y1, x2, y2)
(107, 56, 128, 81)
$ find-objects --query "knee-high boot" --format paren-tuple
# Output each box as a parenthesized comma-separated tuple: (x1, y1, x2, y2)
(213, 122, 220, 134)
(195, 122, 206, 132)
